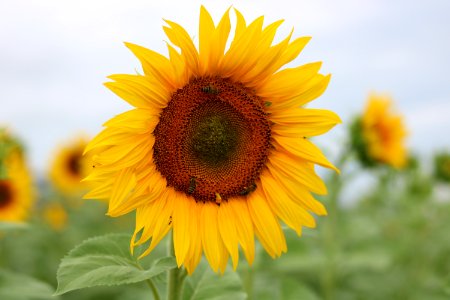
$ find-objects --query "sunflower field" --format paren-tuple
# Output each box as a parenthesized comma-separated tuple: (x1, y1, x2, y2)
(1, 1, 449, 300)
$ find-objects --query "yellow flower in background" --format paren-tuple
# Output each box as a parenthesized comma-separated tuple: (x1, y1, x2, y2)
(43, 202, 68, 231)
(0, 130, 34, 222)
(49, 137, 91, 196)
(84, 7, 340, 273)
(361, 94, 407, 168)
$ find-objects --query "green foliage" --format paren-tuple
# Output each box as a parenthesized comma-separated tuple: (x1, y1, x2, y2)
(0, 269, 57, 300)
(182, 262, 246, 300)
(434, 151, 450, 182)
(349, 117, 376, 168)
(0, 128, 24, 179)
(2, 150, 450, 299)
(0, 221, 28, 231)
(55, 234, 176, 295)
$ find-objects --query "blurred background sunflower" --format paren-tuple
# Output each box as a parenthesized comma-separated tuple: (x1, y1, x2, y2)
(350, 93, 407, 169)
(48, 136, 91, 196)
(0, 129, 34, 222)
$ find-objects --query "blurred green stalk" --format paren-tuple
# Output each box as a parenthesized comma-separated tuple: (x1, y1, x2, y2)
(167, 232, 186, 300)
(321, 152, 349, 300)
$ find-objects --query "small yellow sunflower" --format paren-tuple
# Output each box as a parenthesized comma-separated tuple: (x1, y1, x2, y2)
(43, 202, 68, 231)
(352, 93, 407, 169)
(84, 7, 340, 273)
(0, 133, 34, 222)
(49, 137, 91, 196)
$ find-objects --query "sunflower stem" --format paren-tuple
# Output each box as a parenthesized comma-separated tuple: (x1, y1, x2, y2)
(243, 265, 254, 300)
(135, 262, 161, 300)
(167, 232, 185, 300)
(146, 278, 161, 300)
(321, 150, 350, 300)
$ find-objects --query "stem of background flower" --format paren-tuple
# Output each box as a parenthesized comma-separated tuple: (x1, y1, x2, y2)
(167, 232, 186, 300)
(321, 151, 350, 300)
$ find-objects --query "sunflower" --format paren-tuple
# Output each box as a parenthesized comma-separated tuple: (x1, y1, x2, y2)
(0, 132, 33, 222)
(351, 93, 407, 169)
(43, 202, 68, 231)
(84, 7, 340, 273)
(49, 137, 91, 196)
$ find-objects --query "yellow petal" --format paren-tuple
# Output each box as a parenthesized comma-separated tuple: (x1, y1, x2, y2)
(269, 152, 327, 195)
(258, 62, 322, 98)
(283, 74, 332, 108)
(272, 36, 311, 73)
(108, 193, 158, 217)
(240, 26, 291, 85)
(260, 171, 316, 233)
(207, 8, 231, 75)
(273, 136, 339, 172)
(134, 199, 165, 246)
(125, 42, 177, 91)
(105, 74, 169, 109)
(93, 138, 152, 171)
(173, 194, 192, 267)
(218, 201, 239, 270)
(247, 189, 286, 258)
(163, 19, 199, 76)
(139, 189, 175, 258)
(201, 202, 226, 272)
(198, 5, 215, 74)
(229, 198, 255, 265)
(269, 165, 327, 216)
(83, 178, 113, 199)
(103, 109, 158, 133)
(220, 16, 264, 78)
(107, 168, 136, 214)
(185, 201, 203, 275)
(271, 107, 341, 127)
(84, 127, 136, 155)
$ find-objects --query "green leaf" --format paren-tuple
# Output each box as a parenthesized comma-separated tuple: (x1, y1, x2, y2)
(182, 262, 246, 300)
(0, 221, 28, 231)
(281, 278, 319, 300)
(0, 268, 56, 300)
(55, 233, 176, 295)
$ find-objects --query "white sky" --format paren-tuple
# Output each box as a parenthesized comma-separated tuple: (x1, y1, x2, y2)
(0, 0, 449, 174)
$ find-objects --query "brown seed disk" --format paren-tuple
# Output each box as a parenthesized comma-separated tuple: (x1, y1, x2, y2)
(67, 151, 82, 177)
(0, 180, 13, 208)
(153, 76, 271, 202)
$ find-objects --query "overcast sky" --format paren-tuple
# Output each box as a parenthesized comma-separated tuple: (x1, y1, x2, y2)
(1, 0, 449, 174)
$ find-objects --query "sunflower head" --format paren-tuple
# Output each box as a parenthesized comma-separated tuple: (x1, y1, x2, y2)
(49, 137, 91, 196)
(43, 202, 68, 231)
(351, 93, 407, 169)
(434, 151, 450, 182)
(0, 129, 34, 222)
(84, 6, 340, 273)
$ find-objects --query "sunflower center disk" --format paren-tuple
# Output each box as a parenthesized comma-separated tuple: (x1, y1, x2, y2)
(190, 114, 238, 166)
(153, 77, 272, 202)
(67, 152, 82, 177)
(0, 181, 12, 208)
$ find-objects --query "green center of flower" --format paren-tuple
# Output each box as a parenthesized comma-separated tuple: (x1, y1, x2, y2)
(153, 76, 271, 202)
(190, 115, 238, 166)
(0, 180, 12, 208)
